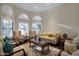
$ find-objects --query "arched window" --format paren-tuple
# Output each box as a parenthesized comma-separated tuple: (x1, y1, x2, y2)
(32, 16, 42, 35)
(1, 5, 13, 16)
(18, 14, 29, 21)
(18, 14, 29, 36)
(1, 5, 14, 38)
(32, 16, 42, 22)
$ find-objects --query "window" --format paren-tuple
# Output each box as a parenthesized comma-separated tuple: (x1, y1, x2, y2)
(32, 16, 42, 35)
(1, 5, 14, 38)
(19, 23, 29, 36)
(2, 17, 13, 37)
(32, 16, 42, 21)
(1, 5, 13, 16)
(18, 14, 29, 36)
(18, 14, 29, 21)
(32, 23, 42, 35)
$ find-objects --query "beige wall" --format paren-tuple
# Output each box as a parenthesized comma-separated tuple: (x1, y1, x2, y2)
(43, 3, 79, 37)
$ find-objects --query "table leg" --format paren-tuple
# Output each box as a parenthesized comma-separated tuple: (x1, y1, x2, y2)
(41, 47, 44, 55)
(29, 42, 31, 47)
(47, 45, 50, 54)
(48, 44, 49, 51)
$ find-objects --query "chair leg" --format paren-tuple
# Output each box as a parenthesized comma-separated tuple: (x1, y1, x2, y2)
(22, 49, 27, 56)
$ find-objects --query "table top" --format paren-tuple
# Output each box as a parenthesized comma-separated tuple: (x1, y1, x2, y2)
(30, 40, 49, 47)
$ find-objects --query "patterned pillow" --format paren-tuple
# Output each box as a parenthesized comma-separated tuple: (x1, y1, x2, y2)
(64, 40, 77, 54)
(3, 40, 13, 54)
(73, 37, 79, 44)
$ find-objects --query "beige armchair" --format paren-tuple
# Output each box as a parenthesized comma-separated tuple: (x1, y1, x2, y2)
(64, 40, 77, 54)
(13, 31, 21, 45)
(0, 37, 27, 56)
(61, 40, 77, 56)
(13, 31, 21, 40)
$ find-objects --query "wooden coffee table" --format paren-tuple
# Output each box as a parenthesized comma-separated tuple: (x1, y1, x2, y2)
(29, 39, 50, 55)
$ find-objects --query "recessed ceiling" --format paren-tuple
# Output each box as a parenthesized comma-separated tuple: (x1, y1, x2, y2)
(14, 3, 62, 12)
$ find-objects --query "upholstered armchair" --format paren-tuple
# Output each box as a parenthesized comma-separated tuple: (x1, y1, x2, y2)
(13, 31, 21, 40)
(61, 40, 78, 56)
(12, 31, 21, 45)
(61, 34, 79, 56)
(0, 37, 27, 56)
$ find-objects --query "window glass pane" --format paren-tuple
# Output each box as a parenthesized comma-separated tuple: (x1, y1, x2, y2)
(32, 16, 42, 21)
(19, 14, 29, 21)
(32, 23, 42, 35)
(2, 19, 13, 38)
(19, 23, 29, 36)
(1, 5, 13, 16)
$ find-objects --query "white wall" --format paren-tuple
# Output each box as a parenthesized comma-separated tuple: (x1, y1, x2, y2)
(43, 3, 79, 37)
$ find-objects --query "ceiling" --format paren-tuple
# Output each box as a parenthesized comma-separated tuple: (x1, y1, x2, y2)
(14, 3, 62, 12)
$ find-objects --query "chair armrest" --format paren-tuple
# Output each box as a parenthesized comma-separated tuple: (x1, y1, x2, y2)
(64, 40, 77, 54)
(9, 48, 27, 56)
(61, 51, 71, 56)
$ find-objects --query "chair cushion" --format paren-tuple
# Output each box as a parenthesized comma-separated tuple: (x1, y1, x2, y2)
(73, 37, 79, 44)
(61, 51, 71, 56)
(64, 40, 77, 54)
(14, 31, 21, 39)
(12, 46, 25, 56)
(49, 47, 61, 56)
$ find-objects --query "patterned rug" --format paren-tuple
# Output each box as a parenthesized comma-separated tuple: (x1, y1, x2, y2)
(18, 42, 61, 56)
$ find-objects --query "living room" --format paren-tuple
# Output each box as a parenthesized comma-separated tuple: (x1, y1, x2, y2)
(0, 3, 79, 56)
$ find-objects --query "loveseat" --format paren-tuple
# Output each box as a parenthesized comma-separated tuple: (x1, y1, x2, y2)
(39, 33, 61, 44)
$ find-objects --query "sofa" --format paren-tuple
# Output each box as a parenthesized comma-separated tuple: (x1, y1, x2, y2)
(39, 33, 61, 44)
